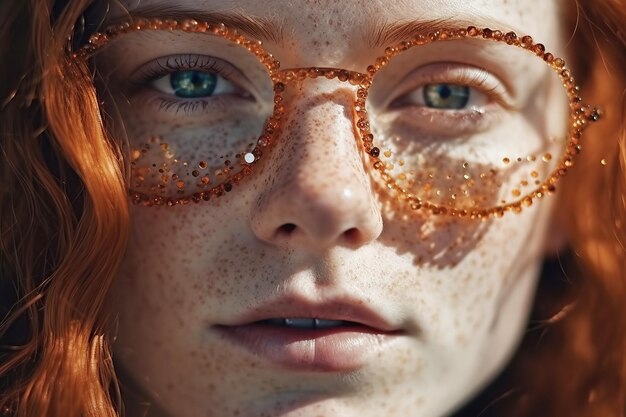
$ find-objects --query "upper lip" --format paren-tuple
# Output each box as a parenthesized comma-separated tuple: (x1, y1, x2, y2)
(218, 295, 400, 332)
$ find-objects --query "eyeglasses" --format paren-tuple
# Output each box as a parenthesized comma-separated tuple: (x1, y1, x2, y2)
(73, 18, 600, 218)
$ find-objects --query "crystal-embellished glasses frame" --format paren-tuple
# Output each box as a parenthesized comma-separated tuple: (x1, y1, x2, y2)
(73, 18, 601, 218)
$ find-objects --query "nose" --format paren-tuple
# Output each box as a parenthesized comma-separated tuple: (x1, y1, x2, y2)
(250, 81, 383, 250)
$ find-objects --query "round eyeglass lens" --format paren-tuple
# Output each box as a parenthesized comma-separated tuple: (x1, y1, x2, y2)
(366, 37, 571, 212)
(94, 27, 275, 204)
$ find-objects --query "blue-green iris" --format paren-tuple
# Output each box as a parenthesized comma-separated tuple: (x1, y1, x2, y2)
(170, 71, 217, 98)
(423, 84, 470, 109)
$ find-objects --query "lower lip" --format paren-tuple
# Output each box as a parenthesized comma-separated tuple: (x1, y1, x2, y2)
(214, 324, 402, 372)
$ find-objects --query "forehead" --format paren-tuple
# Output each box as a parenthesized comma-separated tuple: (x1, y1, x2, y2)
(110, 0, 562, 49)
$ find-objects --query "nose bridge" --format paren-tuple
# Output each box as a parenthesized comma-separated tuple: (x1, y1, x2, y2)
(275, 68, 363, 112)
(266, 70, 364, 181)
(292, 78, 355, 124)
(276, 75, 365, 188)
(273, 67, 370, 89)
(268, 67, 374, 165)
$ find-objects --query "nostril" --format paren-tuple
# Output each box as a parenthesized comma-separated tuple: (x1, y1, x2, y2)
(343, 227, 361, 244)
(274, 224, 364, 244)
(277, 223, 297, 236)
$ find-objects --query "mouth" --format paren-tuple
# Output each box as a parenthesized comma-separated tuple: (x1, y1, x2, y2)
(256, 318, 364, 329)
(212, 297, 405, 372)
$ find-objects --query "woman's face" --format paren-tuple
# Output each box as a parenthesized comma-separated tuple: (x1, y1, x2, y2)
(102, 1, 567, 416)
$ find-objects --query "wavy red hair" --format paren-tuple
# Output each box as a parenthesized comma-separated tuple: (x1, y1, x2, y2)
(0, 1, 624, 416)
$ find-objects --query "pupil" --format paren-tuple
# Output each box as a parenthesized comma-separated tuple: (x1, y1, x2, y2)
(423, 84, 470, 109)
(438, 85, 452, 99)
(171, 71, 217, 98)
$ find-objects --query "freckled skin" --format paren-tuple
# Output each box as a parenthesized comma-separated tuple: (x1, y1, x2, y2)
(102, 1, 565, 417)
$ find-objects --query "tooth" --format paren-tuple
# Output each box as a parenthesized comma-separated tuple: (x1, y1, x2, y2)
(314, 319, 346, 329)
(284, 318, 316, 328)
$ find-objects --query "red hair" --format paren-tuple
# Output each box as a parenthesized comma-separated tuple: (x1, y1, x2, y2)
(0, 1, 624, 416)
(0, 1, 128, 416)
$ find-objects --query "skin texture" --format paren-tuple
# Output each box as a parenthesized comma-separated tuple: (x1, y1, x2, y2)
(100, 1, 567, 416)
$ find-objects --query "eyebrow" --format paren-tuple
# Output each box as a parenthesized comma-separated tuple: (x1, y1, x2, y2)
(365, 17, 516, 47)
(105, 4, 287, 43)
(105, 4, 517, 48)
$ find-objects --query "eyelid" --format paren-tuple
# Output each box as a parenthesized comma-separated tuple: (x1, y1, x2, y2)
(128, 54, 257, 100)
(385, 62, 517, 111)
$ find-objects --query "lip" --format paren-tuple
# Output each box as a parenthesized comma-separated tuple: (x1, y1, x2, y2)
(212, 295, 405, 372)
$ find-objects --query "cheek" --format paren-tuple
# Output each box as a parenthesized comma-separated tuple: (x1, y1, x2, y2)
(110, 183, 275, 335)
(379, 205, 547, 347)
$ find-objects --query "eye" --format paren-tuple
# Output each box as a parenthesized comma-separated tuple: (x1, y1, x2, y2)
(151, 70, 238, 98)
(423, 84, 470, 109)
(385, 64, 506, 113)
(392, 83, 488, 111)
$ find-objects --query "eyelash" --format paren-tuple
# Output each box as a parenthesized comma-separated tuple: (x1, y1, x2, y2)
(133, 54, 243, 115)
(131, 54, 508, 130)
(154, 95, 233, 113)
(387, 66, 510, 133)
(393, 67, 506, 106)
